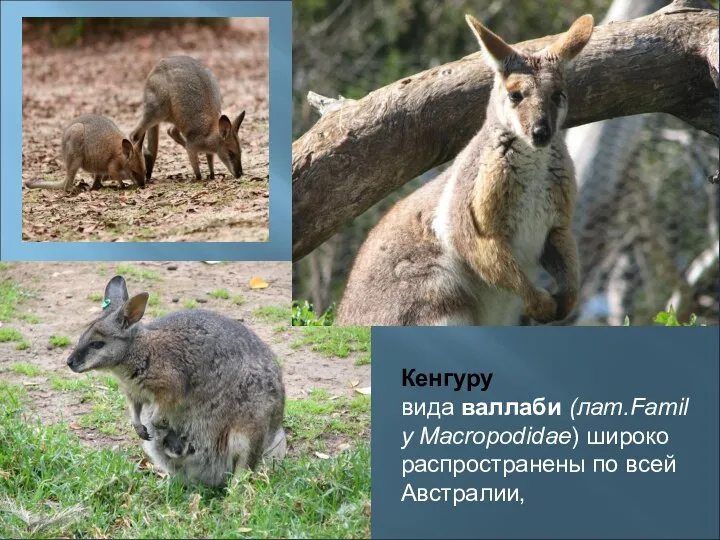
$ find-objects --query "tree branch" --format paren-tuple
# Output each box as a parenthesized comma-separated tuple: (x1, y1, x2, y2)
(292, 6, 719, 261)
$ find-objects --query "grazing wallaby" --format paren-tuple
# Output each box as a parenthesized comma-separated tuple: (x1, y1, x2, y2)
(66, 276, 286, 487)
(337, 15, 593, 326)
(25, 115, 145, 193)
(130, 56, 246, 182)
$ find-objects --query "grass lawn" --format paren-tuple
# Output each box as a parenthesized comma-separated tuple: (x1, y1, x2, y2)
(0, 380, 370, 538)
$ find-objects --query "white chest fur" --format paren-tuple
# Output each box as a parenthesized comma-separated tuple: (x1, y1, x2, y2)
(504, 143, 555, 267)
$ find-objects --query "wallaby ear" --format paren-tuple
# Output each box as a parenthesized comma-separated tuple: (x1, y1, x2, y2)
(121, 138, 134, 159)
(219, 115, 232, 138)
(549, 14, 594, 63)
(465, 14, 516, 73)
(123, 293, 149, 328)
(233, 111, 245, 133)
(104, 276, 129, 307)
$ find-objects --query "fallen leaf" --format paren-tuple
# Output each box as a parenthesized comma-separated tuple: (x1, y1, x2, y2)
(249, 276, 269, 289)
(354, 387, 371, 395)
(69, 422, 81, 430)
(236, 528, 252, 533)
(349, 380, 360, 387)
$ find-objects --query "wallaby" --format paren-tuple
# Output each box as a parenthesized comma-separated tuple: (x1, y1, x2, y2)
(130, 56, 246, 182)
(336, 15, 593, 326)
(66, 276, 286, 487)
(25, 115, 145, 193)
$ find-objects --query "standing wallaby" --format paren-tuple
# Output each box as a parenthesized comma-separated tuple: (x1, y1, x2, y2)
(130, 56, 245, 182)
(25, 115, 145, 193)
(66, 276, 286, 487)
(337, 15, 593, 326)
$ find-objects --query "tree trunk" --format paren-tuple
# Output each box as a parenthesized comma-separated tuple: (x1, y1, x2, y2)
(293, 2, 719, 260)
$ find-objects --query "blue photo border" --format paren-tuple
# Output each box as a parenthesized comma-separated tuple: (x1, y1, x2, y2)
(0, 1, 291, 261)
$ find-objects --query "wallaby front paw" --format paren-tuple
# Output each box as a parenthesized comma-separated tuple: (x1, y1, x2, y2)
(553, 291, 577, 321)
(133, 422, 152, 441)
(527, 289, 557, 324)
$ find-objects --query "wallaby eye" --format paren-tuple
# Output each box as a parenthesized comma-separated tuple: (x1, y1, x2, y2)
(552, 91, 565, 105)
(89, 341, 105, 350)
(508, 91, 523, 104)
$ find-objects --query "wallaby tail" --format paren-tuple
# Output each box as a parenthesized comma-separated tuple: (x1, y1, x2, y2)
(25, 179, 67, 190)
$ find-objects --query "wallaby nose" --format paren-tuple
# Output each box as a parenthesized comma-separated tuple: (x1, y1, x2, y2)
(531, 121, 551, 147)
(234, 167, 243, 179)
(67, 355, 80, 372)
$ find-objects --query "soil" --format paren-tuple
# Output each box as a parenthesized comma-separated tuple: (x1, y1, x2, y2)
(21, 19, 269, 242)
(0, 262, 371, 449)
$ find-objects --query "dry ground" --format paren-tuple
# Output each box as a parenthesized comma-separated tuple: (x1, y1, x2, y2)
(0, 262, 370, 449)
(21, 19, 269, 242)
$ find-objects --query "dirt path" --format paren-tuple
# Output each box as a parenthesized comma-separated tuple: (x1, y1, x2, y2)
(0, 262, 370, 447)
(21, 19, 269, 242)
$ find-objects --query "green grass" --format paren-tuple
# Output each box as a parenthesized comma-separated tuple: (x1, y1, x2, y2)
(0, 380, 371, 538)
(0, 263, 10, 271)
(208, 288, 230, 300)
(18, 313, 41, 324)
(182, 300, 198, 310)
(49, 335, 71, 348)
(114, 264, 162, 283)
(291, 327, 371, 362)
(230, 295, 246, 306)
(0, 328, 23, 343)
(49, 375, 95, 393)
(87, 293, 104, 302)
(252, 306, 291, 324)
(147, 294, 160, 307)
(286, 390, 370, 448)
(148, 308, 170, 318)
(8, 362, 42, 376)
(15, 341, 31, 351)
(0, 279, 24, 322)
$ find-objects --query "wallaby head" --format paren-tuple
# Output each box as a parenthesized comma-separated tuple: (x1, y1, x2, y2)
(66, 276, 149, 374)
(216, 111, 245, 178)
(121, 133, 147, 187)
(466, 14, 593, 148)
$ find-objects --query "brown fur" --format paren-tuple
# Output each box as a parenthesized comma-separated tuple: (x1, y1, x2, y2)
(130, 56, 245, 182)
(337, 15, 593, 326)
(25, 115, 145, 193)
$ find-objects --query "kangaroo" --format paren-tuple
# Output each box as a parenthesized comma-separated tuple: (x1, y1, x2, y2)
(25, 115, 145, 193)
(130, 56, 245, 182)
(336, 15, 593, 326)
(66, 276, 286, 487)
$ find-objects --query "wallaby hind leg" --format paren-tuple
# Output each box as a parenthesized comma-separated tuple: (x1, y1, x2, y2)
(206, 154, 215, 180)
(144, 125, 160, 182)
(231, 428, 265, 473)
(61, 159, 82, 192)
